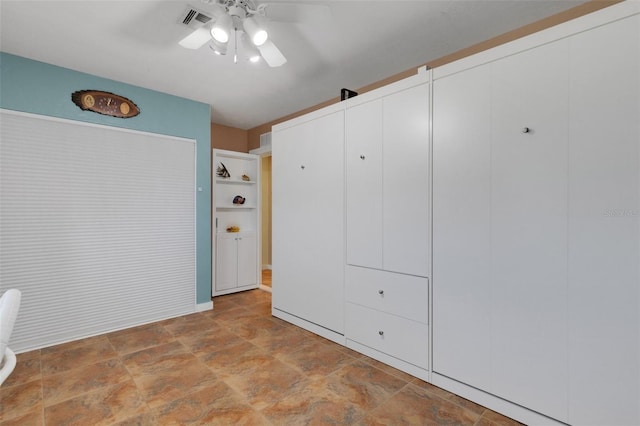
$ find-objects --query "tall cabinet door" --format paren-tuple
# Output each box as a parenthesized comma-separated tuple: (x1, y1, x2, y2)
(433, 63, 493, 390)
(215, 233, 238, 291)
(236, 233, 257, 288)
(382, 84, 430, 277)
(490, 39, 569, 422)
(346, 82, 430, 277)
(434, 39, 570, 423)
(272, 110, 345, 334)
(567, 14, 640, 426)
(346, 100, 383, 269)
(434, 7, 638, 425)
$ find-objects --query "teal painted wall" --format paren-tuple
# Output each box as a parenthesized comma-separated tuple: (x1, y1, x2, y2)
(0, 52, 212, 305)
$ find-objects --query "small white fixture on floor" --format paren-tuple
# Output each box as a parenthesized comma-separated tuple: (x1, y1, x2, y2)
(0, 288, 22, 385)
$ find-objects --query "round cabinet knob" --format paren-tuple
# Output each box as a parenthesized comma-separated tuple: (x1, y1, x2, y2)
(522, 127, 531, 134)
(301, 165, 305, 170)
(360, 155, 365, 160)
(378, 330, 384, 336)
(378, 290, 384, 295)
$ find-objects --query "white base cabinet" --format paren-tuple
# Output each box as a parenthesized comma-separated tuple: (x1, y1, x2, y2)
(343, 74, 431, 375)
(215, 232, 257, 292)
(346, 303, 428, 369)
(345, 266, 429, 371)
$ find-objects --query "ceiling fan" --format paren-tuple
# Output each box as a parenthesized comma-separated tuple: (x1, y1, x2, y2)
(179, 0, 287, 67)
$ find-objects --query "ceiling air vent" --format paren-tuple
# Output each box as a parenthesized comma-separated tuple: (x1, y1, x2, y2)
(179, 6, 213, 29)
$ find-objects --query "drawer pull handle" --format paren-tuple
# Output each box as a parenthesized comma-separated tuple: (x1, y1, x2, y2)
(378, 330, 384, 336)
(360, 155, 365, 160)
(378, 290, 384, 295)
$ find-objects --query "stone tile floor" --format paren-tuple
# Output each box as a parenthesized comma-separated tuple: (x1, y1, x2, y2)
(0, 289, 522, 425)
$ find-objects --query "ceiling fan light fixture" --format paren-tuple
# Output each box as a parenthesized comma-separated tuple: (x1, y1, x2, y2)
(209, 37, 228, 55)
(211, 13, 232, 43)
(243, 17, 268, 46)
(240, 33, 261, 63)
(179, 1, 286, 68)
(246, 45, 261, 63)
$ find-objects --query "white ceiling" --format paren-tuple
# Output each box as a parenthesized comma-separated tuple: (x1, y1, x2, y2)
(0, 0, 585, 129)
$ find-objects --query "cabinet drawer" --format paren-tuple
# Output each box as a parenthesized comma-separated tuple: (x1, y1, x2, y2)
(346, 302, 428, 369)
(346, 266, 428, 323)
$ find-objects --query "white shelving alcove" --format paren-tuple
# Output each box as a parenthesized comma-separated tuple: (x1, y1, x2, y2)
(212, 149, 261, 297)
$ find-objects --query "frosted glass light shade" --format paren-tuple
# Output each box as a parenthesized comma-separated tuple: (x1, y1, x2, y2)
(240, 33, 261, 63)
(211, 13, 232, 43)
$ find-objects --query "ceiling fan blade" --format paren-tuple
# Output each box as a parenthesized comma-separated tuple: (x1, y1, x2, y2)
(179, 26, 212, 49)
(258, 39, 287, 67)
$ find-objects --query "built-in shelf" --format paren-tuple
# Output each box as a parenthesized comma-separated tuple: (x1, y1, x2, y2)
(216, 205, 257, 210)
(216, 178, 256, 185)
(212, 148, 261, 297)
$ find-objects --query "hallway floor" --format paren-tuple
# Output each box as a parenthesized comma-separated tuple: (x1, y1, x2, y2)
(261, 269, 271, 288)
(1, 289, 521, 425)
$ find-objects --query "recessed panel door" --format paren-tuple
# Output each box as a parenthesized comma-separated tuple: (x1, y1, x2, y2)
(567, 15, 640, 426)
(432, 63, 493, 391)
(237, 233, 257, 288)
(383, 84, 430, 277)
(216, 233, 238, 291)
(346, 99, 383, 269)
(490, 39, 569, 422)
(272, 110, 345, 334)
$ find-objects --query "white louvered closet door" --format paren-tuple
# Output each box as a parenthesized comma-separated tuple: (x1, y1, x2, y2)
(0, 110, 196, 352)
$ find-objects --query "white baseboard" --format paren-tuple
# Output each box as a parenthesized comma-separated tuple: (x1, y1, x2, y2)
(195, 301, 213, 312)
(430, 373, 565, 426)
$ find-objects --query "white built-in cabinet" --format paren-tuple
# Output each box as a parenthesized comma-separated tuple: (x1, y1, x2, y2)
(345, 78, 430, 277)
(565, 14, 639, 426)
(272, 74, 431, 366)
(433, 38, 570, 421)
(215, 232, 257, 292)
(271, 3, 639, 425)
(212, 149, 260, 297)
(345, 266, 429, 375)
(271, 105, 345, 341)
(432, 7, 639, 426)
(344, 75, 430, 376)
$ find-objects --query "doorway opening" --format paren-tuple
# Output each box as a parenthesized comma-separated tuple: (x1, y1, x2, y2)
(251, 148, 272, 292)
